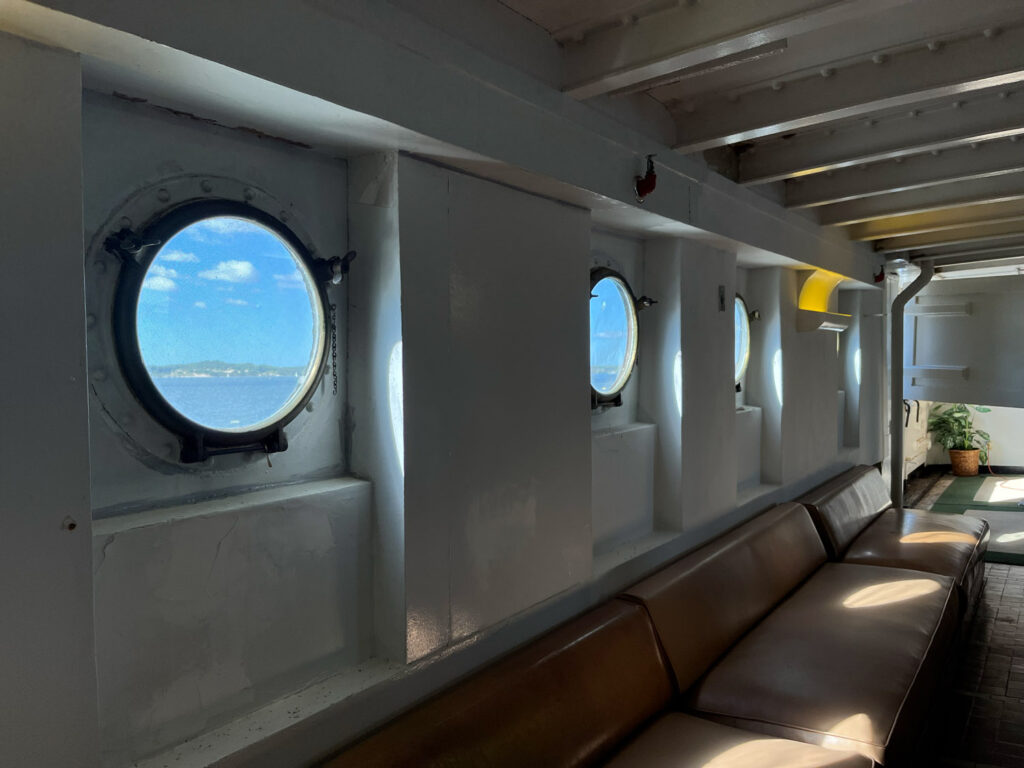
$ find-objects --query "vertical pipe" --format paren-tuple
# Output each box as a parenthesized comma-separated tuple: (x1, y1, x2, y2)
(890, 262, 933, 507)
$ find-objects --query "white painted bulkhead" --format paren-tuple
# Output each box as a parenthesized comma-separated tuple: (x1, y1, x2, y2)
(0, 7, 901, 768)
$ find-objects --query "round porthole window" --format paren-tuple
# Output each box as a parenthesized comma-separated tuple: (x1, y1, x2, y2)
(589, 268, 639, 402)
(112, 200, 328, 461)
(734, 295, 751, 384)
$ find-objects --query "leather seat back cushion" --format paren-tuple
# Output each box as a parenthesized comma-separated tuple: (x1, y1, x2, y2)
(321, 600, 674, 768)
(801, 466, 892, 558)
(623, 502, 826, 693)
(844, 509, 988, 594)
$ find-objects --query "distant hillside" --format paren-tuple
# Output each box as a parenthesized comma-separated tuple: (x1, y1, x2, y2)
(148, 361, 305, 378)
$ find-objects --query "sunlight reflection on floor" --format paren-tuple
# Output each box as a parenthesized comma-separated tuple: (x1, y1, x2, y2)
(976, 477, 1024, 505)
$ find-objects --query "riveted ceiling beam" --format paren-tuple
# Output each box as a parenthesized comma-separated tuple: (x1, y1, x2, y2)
(739, 94, 1024, 184)
(873, 220, 1024, 253)
(785, 139, 1024, 208)
(847, 197, 1024, 240)
(674, 24, 1024, 152)
(562, 0, 911, 100)
(817, 170, 1024, 226)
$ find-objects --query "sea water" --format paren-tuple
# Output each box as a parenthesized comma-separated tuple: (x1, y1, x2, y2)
(152, 376, 303, 431)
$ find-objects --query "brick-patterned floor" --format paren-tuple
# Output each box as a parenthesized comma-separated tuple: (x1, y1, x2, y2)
(936, 564, 1024, 767)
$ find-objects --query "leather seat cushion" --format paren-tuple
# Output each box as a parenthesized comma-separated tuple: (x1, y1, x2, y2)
(690, 563, 957, 763)
(606, 712, 871, 767)
(623, 503, 826, 692)
(843, 508, 989, 599)
(800, 466, 892, 558)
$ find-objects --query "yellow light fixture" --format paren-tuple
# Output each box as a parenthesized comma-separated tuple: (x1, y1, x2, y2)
(796, 269, 851, 332)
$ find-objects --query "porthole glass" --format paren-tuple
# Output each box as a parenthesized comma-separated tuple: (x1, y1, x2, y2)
(734, 296, 751, 384)
(590, 272, 638, 397)
(115, 201, 328, 455)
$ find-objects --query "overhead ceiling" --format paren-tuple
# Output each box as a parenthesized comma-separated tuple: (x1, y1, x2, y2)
(500, 0, 1024, 267)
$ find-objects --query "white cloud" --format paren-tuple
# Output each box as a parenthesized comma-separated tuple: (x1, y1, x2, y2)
(142, 276, 176, 292)
(194, 301, 207, 309)
(148, 264, 179, 279)
(159, 250, 199, 263)
(273, 271, 305, 289)
(193, 218, 265, 235)
(225, 298, 249, 306)
(198, 260, 256, 283)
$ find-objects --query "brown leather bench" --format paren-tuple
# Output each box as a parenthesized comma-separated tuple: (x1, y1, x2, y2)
(321, 595, 869, 767)
(322, 490, 963, 767)
(800, 465, 989, 613)
(624, 502, 957, 766)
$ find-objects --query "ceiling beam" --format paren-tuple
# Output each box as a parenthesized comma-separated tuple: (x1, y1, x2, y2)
(738, 93, 1024, 184)
(674, 24, 1024, 152)
(933, 253, 1024, 274)
(873, 220, 1024, 253)
(847, 198, 1024, 240)
(903, 234, 1024, 258)
(608, 41, 788, 99)
(918, 249, 1024, 269)
(562, 0, 911, 100)
(817, 171, 1024, 226)
(785, 138, 1024, 208)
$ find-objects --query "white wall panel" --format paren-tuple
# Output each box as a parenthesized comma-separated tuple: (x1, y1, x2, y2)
(0, 31, 99, 767)
(399, 157, 592, 657)
(92, 480, 372, 765)
(641, 242, 684, 531)
(680, 244, 737, 528)
(906, 276, 1024, 408)
(780, 270, 841, 481)
(348, 152, 406, 660)
(591, 424, 656, 553)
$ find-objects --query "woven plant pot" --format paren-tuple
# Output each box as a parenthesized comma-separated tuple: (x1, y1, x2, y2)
(949, 449, 980, 477)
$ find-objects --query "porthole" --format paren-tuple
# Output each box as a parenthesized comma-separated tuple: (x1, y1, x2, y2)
(734, 295, 751, 385)
(590, 268, 639, 406)
(111, 199, 329, 462)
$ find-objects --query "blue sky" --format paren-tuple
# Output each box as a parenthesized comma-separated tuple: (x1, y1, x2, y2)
(589, 276, 632, 392)
(137, 217, 321, 369)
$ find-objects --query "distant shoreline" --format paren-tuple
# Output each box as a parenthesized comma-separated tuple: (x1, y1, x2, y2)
(148, 361, 304, 379)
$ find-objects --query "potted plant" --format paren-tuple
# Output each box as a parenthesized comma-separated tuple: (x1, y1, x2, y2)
(927, 403, 992, 476)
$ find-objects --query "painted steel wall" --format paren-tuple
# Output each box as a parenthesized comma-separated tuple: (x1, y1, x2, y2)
(0, 32, 99, 768)
(81, 92, 349, 515)
(399, 156, 592, 660)
(906, 275, 1024, 409)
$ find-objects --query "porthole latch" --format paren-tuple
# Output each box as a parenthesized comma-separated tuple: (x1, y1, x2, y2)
(180, 428, 288, 464)
(637, 295, 658, 310)
(103, 227, 162, 263)
(318, 250, 358, 285)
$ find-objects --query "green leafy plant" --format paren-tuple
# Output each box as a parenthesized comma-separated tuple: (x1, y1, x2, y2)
(927, 403, 992, 464)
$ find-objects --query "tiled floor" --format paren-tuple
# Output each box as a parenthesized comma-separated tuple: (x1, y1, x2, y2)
(935, 564, 1024, 767)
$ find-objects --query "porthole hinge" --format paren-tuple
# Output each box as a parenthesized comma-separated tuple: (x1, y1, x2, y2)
(318, 250, 357, 285)
(179, 429, 288, 464)
(103, 227, 162, 263)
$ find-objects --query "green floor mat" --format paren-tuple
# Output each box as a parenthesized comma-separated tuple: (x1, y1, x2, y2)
(926, 475, 1024, 564)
